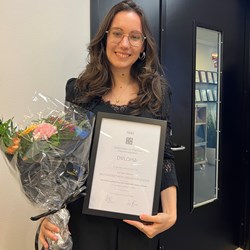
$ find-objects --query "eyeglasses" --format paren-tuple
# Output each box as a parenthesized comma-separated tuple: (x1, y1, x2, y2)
(106, 27, 146, 47)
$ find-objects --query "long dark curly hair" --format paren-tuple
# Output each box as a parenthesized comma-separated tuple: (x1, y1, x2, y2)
(75, 0, 168, 116)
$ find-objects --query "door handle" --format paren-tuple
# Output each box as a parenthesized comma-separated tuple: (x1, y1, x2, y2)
(171, 144, 186, 151)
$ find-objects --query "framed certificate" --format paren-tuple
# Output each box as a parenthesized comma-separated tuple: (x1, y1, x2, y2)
(206, 72, 214, 83)
(83, 112, 166, 220)
(200, 71, 207, 83)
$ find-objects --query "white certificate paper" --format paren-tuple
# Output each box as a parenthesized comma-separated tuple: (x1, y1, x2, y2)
(83, 112, 166, 220)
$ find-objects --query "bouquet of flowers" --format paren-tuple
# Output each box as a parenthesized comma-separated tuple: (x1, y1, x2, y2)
(0, 92, 94, 250)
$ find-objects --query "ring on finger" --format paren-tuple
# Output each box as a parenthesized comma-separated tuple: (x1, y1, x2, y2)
(140, 224, 145, 230)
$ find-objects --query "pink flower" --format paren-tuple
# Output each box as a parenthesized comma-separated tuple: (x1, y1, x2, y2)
(33, 123, 57, 140)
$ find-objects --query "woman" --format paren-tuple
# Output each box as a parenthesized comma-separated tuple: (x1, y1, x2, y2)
(39, 1, 178, 249)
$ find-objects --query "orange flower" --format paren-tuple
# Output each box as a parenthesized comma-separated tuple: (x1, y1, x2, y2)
(12, 137, 21, 145)
(6, 137, 21, 155)
(6, 145, 19, 154)
(22, 156, 28, 161)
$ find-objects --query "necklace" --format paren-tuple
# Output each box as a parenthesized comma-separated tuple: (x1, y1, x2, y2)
(112, 83, 130, 104)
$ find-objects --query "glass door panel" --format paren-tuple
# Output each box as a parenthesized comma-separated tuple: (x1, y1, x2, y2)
(193, 26, 222, 208)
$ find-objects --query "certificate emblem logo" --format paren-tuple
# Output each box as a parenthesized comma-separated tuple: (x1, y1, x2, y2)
(126, 137, 133, 145)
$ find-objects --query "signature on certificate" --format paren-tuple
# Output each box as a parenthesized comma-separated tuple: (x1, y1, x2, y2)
(127, 199, 138, 207)
(105, 194, 115, 204)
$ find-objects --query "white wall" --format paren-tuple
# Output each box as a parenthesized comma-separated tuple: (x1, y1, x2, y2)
(0, 1, 90, 249)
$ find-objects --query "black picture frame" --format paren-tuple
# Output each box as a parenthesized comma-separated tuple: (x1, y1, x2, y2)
(83, 112, 166, 221)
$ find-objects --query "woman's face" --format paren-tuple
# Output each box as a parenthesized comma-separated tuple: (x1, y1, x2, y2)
(106, 11, 144, 73)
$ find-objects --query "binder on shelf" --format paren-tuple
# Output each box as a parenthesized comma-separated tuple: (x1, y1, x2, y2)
(195, 89, 201, 102)
(206, 89, 214, 101)
(200, 70, 207, 83)
(212, 72, 218, 84)
(195, 70, 200, 83)
(200, 89, 208, 102)
(206, 71, 214, 83)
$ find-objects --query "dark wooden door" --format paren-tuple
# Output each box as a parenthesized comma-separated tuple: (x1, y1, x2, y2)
(160, 0, 248, 249)
(90, 0, 249, 249)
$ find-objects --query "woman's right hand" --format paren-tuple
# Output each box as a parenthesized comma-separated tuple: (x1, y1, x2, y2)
(39, 218, 60, 249)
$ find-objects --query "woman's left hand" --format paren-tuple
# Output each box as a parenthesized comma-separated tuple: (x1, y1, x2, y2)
(123, 212, 176, 238)
(123, 186, 177, 238)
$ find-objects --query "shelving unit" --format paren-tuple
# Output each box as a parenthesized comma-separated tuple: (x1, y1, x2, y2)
(194, 70, 219, 169)
(194, 103, 207, 168)
(195, 70, 218, 103)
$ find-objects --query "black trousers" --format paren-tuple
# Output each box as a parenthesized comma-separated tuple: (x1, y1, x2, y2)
(68, 198, 160, 250)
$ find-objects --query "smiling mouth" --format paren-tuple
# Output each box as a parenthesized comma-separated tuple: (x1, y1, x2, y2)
(115, 52, 131, 58)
